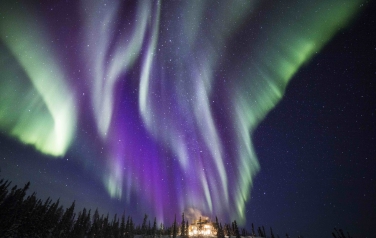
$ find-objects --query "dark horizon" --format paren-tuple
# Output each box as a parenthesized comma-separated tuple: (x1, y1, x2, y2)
(0, 176, 353, 237)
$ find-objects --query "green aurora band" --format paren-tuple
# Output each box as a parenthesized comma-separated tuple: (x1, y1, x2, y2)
(0, 5, 76, 157)
(230, 1, 365, 220)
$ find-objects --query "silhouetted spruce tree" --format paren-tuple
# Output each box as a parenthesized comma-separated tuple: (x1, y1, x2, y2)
(125, 216, 131, 237)
(35, 196, 50, 236)
(0, 179, 11, 203)
(172, 214, 177, 238)
(270, 227, 275, 238)
(148, 220, 151, 235)
(99, 214, 107, 237)
(251, 223, 255, 237)
(216, 218, 225, 238)
(233, 220, 240, 238)
(258, 226, 265, 237)
(113, 213, 120, 238)
(159, 222, 164, 237)
(142, 214, 148, 235)
(103, 213, 111, 236)
(88, 208, 100, 238)
(0, 179, 11, 234)
(54, 200, 75, 237)
(120, 213, 126, 238)
(186, 221, 189, 236)
(229, 224, 234, 237)
(165, 225, 172, 237)
(220, 223, 226, 238)
(332, 228, 352, 238)
(71, 211, 81, 237)
(152, 217, 157, 237)
(80, 208, 91, 236)
(232, 221, 235, 236)
(197, 217, 202, 234)
(242, 228, 248, 236)
(215, 217, 220, 237)
(41, 198, 61, 236)
(85, 209, 92, 235)
(181, 213, 186, 237)
(72, 208, 89, 237)
(128, 216, 134, 238)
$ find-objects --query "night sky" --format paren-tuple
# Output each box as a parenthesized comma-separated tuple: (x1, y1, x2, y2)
(0, 0, 375, 237)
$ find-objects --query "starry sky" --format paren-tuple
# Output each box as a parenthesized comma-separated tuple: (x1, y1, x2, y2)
(0, 0, 375, 237)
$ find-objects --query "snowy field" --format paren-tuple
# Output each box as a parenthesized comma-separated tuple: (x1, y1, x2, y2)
(133, 236, 263, 238)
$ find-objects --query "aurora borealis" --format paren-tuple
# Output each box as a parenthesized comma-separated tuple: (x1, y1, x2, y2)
(1, 0, 376, 236)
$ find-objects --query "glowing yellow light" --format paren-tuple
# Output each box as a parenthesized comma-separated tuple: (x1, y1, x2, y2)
(188, 218, 216, 236)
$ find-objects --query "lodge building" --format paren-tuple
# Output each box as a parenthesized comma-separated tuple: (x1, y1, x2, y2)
(188, 218, 216, 236)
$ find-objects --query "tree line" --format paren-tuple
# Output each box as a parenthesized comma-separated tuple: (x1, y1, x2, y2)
(0, 177, 353, 238)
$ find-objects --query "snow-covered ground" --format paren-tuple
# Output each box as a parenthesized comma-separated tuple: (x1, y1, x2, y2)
(133, 236, 263, 238)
